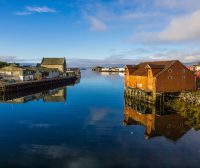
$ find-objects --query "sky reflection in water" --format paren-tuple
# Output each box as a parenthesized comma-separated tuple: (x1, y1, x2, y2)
(0, 70, 200, 168)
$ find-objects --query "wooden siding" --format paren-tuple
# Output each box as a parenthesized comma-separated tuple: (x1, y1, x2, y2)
(156, 61, 196, 92)
(125, 69, 156, 92)
(125, 61, 196, 93)
(41, 64, 65, 73)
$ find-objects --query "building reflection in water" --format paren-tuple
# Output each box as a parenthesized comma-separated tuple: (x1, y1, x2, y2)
(124, 97, 191, 141)
(43, 88, 66, 102)
(0, 87, 67, 104)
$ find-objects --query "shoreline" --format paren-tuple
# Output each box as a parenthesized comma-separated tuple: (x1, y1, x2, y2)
(0, 76, 77, 94)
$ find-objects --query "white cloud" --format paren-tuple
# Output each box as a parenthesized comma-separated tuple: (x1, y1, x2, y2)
(21, 144, 82, 159)
(154, 0, 200, 11)
(15, 6, 56, 15)
(118, 12, 159, 20)
(14, 11, 32, 16)
(68, 157, 99, 168)
(88, 108, 109, 125)
(149, 50, 200, 63)
(87, 16, 107, 31)
(159, 10, 200, 42)
(0, 55, 17, 62)
(26, 6, 56, 13)
(0, 55, 40, 63)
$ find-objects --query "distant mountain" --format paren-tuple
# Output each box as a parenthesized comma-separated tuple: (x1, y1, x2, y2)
(20, 63, 37, 67)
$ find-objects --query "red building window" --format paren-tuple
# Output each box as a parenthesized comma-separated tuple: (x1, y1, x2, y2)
(168, 69, 172, 73)
(168, 76, 173, 79)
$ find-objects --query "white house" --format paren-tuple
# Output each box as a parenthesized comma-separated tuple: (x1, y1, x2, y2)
(0, 65, 35, 81)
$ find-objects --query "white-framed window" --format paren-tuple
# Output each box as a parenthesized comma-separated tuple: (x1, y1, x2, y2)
(183, 69, 186, 73)
(168, 76, 173, 80)
(168, 69, 172, 73)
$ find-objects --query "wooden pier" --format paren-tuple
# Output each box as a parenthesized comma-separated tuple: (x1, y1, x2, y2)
(124, 86, 200, 107)
(0, 76, 77, 95)
(124, 86, 181, 105)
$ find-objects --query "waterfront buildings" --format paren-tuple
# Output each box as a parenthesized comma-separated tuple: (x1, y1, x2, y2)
(27, 67, 60, 79)
(92, 66, 125, 72)
(0, 65, 60, 82)
(125, 60, 196, 93)
(0, 64, 35, 81)
(41, 58, 66, 73)
(188, 64, 200, 71)
(0, 58, 67, 82)
(92, 66, 103, 72)
(187, 65, 200, 79)
(66, 68, 81, 77)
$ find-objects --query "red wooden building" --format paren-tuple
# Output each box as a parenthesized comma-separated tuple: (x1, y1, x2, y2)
(125, 60, 196, 93)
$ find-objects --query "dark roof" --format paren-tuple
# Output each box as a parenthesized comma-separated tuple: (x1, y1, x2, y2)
(147, 64, 165, 69)
(41, 58, 65, 65)
(125, 65, 136, 69)
(129, 60, 178, 77)
(26, 67, 59, 72)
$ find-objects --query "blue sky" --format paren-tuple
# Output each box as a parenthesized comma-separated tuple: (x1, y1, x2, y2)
(0, 0, 200, 66)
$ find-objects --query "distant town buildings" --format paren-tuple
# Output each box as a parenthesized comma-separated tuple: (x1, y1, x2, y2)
(92, 66, 125, 72)
(92, 66, 103, 72)
(187, 64, 200, 79)
(187, 63, 200, 89)
(125, 60, 196, 93)
(0, 58, 67, 83)
(188, 64, 200, 71)
(66, 68, 81, 77)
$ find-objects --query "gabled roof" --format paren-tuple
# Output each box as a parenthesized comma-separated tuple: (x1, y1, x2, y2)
(129, 60, 178, 77)
(41, 58, 65, 65)
(0, 65, 24, 71)
(146, 64, 165, 69)
(125, 65, 136, 69)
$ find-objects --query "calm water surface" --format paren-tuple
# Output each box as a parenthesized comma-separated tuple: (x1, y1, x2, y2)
(0, 70, 200, 168)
